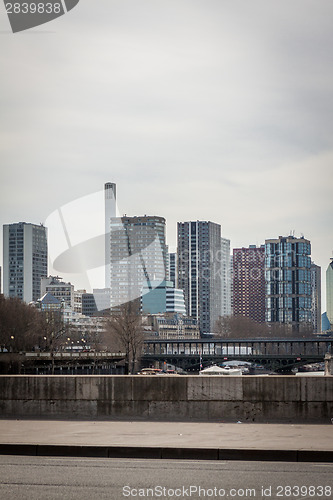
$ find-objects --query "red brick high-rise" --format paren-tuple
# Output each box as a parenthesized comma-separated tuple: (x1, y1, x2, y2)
(233, 245, 265, 323)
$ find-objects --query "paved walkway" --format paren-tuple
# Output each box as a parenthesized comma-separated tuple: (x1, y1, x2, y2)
(0, 420, 332, 461)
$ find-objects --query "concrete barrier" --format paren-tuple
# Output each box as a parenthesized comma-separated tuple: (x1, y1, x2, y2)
(0, 375, 332, 422)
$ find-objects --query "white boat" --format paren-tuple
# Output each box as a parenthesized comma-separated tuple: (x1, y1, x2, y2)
(199, 365, 242, 376)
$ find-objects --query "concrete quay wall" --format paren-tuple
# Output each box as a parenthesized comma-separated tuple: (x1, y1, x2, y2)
(0, 375, 332, 423)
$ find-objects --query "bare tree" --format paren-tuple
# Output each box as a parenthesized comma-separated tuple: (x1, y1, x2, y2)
(215, 315, 268, 339)
(215, 315, 316, 339)
(105, 300, 144, 374)
(0, 295, 42, 352)
(268, 321, 315, 338)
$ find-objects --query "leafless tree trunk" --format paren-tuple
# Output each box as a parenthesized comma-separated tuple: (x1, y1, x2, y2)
(105, 300, 144, 374)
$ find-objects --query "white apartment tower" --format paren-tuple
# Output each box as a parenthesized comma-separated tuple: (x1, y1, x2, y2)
(104, 182, 117, 290)
(109, 215, 168, 310)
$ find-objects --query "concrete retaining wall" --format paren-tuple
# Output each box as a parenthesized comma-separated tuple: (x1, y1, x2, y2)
(0, 375, 332, 423)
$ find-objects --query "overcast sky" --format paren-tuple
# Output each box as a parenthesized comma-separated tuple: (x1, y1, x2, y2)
(0, 0, 332, 310)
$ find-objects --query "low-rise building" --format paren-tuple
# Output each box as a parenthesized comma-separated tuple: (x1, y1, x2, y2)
(141, 280, 186, 315)
(62, 306, 107, 340)
(143, 313, 200, 340)
(41, 276, 74, 309)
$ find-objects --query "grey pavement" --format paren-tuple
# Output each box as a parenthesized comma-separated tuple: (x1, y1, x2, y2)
(0, 420, 332, 462)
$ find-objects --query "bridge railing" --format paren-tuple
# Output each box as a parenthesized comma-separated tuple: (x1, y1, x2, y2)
(23, 352, 126, 359)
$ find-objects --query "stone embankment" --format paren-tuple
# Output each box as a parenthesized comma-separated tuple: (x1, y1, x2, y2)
(1, 375, 332, 423)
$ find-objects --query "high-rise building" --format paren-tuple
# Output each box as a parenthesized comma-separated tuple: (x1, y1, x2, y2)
(221, 237, 232, 317)
(233, 245, 265, 323)
(109, 215, 167, 310)
(104, 182, 117, 290)
(177, 221, 222, 334)
(265, 235, 312, 332)
(40, 276, 74, 309)
(230, 255, 234, 315)
(310, 262, 321, 333)
(3, 222, 48, 303)
(326, 258, 333, 328)
(141, 280, 186, 315)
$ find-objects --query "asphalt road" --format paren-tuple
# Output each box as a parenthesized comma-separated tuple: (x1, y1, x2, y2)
(0, 456, 332, 500)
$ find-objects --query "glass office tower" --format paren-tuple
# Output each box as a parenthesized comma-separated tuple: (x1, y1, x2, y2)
(265, 235, 312, 332)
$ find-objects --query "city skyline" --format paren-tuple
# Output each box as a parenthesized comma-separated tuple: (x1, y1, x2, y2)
(0, 1, 332, 310)
(0, 210, 328, 333)
(0, 191, 330, 314)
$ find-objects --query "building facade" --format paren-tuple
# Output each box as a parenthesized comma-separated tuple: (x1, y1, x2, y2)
(310, 262, 321, 333)
(109, 215, 167, 311)
(221, 237, 232, 317)
(233, 245, 265, 323)
(141, 280, 186, 315)
(62, 306, 107, 341)
(3, 222, 48, 303)
(74, 289, 85, 314)
(92, 288, 111, 314)
(81, 293, 98, 317)
(177, 221, 222, 334)
(40, 276, 74, 309)
(168, 252, 177, 288)
(73, 288, 110, 317)
(230, 255, 234, 315)
(265, 235, 312, 332)
(322, 312, 331, 332)
(144, 313, 200, 340)
(326, 258, 333, 329)
(104, 182, 117, 290)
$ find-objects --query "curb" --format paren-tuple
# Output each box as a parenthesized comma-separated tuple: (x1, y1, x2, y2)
(0, 444, 332, 462)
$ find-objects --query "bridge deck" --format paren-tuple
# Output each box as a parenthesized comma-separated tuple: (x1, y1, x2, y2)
(143, 338, 332, 371)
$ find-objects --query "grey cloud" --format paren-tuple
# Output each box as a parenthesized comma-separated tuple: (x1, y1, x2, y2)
(0, 0, 332, 306)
